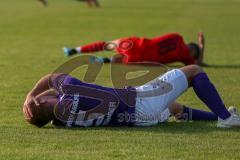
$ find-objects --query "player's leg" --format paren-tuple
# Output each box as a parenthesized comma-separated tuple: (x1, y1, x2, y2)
(86, 0, 93, 7)
(180, 65, 240, 127)
(38, 0, 47, 6)
(135, 67, 217, 126)
(92, 0, 100, 7)
(180, 65, 230, 119)
(169, 102, 217, 121)
(135, 65, 240, 127)
(63, 41, 106, 57)
(134, 68, 189, 126)
(93, 54, 126, 64)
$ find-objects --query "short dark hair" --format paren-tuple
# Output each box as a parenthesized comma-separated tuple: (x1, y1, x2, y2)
(23, 103, 53, 128)
(187, 43, 201, 59)
(27, 117, 50, 128)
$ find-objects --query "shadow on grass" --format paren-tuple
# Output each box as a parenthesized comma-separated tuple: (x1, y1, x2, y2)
(43, 121, 240, 134)
(168, 64, 240, 69)
(204, 64, 240, 69)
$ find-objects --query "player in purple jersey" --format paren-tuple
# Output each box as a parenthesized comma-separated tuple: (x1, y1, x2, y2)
(23, 65, 240, 128)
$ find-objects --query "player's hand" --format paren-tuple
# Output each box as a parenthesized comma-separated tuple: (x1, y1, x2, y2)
(198, 32, 205, 49)
(24, 95, 39, 107)
(23, 96, 37, 120)
(24, 95, 47, 107)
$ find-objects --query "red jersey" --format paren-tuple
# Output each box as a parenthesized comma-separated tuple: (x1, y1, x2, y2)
(114, 33, 195, 65)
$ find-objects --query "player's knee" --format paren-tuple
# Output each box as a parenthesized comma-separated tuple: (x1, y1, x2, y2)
(180, 64, 204, 81)
(188, 64, 203, 76)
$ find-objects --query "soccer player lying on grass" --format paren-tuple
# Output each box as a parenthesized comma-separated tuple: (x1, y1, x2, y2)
(23, 65, 240, 128)
(63, 32, 205, 66)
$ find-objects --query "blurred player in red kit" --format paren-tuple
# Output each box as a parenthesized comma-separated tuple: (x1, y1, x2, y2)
(63, 32, 205, 65)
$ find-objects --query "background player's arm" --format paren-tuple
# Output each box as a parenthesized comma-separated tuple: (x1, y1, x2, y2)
(195, 32, 205, 65)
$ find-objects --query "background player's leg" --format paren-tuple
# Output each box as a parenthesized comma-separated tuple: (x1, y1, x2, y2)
(63, 41, 106, 57)
(92, 0, 100, 7)
(180, 65, 231, 120)
(111, 54, 125, 63)
(97, 57, 111, 63)
(86, 0, 93, 7)
(38, 0, 47, 6)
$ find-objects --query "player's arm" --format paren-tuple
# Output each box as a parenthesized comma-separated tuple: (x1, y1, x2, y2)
(26, 74, 53, 98)
(23, 88, 58, 127)
(24, 74, 60, 105)
(23, 74, 62, 127)
(195, 32, 205, 65)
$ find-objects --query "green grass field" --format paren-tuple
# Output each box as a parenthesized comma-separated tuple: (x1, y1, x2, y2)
(1, 0, 240, 159)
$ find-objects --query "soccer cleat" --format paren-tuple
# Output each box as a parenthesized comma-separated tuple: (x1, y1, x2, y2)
(63, 47, 77, 57)
(102, 57, 111, 63)
(217, 107, 240, 128)
(228, 106, 239, 116)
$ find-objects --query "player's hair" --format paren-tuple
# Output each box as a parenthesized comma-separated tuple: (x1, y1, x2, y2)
(24, 103, 53, 128)
(27, 116, 51, 128)
(187, 43, 201, 59)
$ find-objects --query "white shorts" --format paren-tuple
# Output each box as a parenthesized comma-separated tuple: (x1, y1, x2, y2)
(134, 69, 188, 126)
